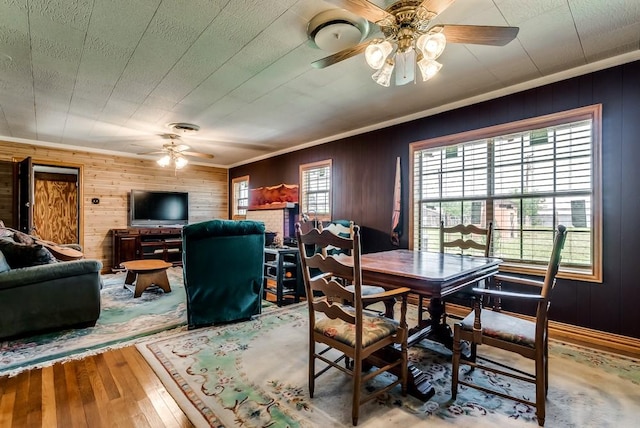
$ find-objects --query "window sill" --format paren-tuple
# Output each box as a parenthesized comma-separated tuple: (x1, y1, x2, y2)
(499, 262, 602, 283)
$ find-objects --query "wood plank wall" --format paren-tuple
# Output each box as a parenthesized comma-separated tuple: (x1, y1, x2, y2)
(0, 161, 12, 226)
(230, 60, 640, 341)
(0, 141, 228, 271)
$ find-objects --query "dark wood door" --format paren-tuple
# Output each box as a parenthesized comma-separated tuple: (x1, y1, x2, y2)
(113, 230, 140, 268)
(17, 157, 33, 234)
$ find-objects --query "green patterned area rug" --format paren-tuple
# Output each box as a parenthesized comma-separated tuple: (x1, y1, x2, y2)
(0, 267, 188, 377)
(138, 304, 640, 427)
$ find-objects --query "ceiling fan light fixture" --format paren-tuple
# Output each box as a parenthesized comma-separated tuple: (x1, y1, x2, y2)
(365, 40, 393, 69)
(417, 32, 446, 60)
(157, 155, 171, 167)
(372, 58, 395, 87)
(312, 1, 520, 88)
(417, 58, 442, 81)
(395, 48, 416, 85)
(174, 156, 188, 169)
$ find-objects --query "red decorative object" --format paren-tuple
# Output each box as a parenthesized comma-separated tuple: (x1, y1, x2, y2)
(249, 183, 298, 209)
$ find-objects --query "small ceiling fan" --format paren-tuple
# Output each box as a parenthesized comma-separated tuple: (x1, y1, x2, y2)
(312, 0, 519, 86)
(137, 134, 214, 173)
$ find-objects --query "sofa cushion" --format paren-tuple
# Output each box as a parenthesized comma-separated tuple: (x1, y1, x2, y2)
(0, 238, 57, 269)
(0, 250, 10, 273)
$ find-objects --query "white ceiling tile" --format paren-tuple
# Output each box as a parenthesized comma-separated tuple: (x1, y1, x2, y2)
(581, 22, 640, 61)
(0, 0, 638, 165)
(570, 0, 640, 35)
(29, 0, 93, 31)
(495, 0, 567, 26)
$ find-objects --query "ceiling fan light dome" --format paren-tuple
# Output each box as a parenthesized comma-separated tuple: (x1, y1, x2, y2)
(174, 156, 188, 169)
(417, 32, 446, 60)
(417, 58, 442, 81)
(372, 58, 395, 87)
(365, 40, 393, 69)
(157, 155, 171, 167)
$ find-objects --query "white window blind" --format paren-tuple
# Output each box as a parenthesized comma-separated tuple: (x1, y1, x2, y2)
(232, 176, 249, 218)
(411, 105, 602, 281)
(300, 160, 332, 219)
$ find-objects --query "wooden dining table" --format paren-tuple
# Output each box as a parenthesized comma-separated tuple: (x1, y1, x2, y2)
(358, 249, 502, 401)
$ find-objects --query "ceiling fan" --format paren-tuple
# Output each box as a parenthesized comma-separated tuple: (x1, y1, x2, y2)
(137, 133, 214, 172)
(312, 0, 519, 86)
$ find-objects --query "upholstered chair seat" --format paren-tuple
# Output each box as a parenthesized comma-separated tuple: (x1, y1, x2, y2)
(459, 309, 535, 348)
(315, 304, 400, 347)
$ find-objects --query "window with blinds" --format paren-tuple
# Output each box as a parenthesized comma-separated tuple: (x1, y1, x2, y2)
(299, 160, 332, 221)
(231, 175, 249, 219)
(410, 105, 602, 282)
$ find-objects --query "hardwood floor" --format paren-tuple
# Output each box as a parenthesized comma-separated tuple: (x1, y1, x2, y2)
(0, 346, 193, 428)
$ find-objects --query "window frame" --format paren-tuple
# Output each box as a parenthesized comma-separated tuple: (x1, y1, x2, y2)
(231, 175, 250, 220)
(409, 104, 602, 282)
(299, 159, 333, 222)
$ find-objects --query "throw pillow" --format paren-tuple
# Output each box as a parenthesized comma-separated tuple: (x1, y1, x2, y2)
(0, 238, 58, 269)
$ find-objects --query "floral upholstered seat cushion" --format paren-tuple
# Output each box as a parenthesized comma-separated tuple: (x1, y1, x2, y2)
(314, 304, 399, 348)
(460, 309, 536, 348)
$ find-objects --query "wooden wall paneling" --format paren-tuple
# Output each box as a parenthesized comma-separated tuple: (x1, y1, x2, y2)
(0, 161, 13, 226)
(619, 61, 640, 338)
(0, 142, 228, 272)
(359, 129, 399, 253)
(572, 73, 597, 328)
(587, 66, 623, 334)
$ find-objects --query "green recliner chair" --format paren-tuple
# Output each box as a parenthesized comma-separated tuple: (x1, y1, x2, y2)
(182, 219, 265, 328)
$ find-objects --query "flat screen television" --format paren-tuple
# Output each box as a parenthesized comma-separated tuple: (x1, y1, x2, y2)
(129, 190, 189, 227)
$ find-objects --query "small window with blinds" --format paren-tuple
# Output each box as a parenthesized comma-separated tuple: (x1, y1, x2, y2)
(231, 175, 249, 219)
(410, 105, 602, 282)
(299, 160, 332, 221)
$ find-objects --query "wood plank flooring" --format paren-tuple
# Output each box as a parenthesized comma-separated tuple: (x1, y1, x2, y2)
(0, 346, 193, 428)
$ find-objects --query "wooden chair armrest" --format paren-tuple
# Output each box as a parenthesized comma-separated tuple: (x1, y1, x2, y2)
(361, 287, 410, 304)
(494, 273, 544, 288)
(471, 287, 544, 302)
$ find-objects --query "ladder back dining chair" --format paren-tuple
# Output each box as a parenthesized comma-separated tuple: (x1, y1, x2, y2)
(295, 222, 410, 426)
(451, 224, 568, 427)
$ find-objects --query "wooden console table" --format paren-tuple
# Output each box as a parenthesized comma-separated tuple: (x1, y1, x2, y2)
(112, 227, 183, 271)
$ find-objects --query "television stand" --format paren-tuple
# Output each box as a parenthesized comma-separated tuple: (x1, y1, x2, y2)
(111, 227, 183, 271)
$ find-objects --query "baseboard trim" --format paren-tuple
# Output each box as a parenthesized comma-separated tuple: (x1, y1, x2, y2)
(444, 303, 640, 359)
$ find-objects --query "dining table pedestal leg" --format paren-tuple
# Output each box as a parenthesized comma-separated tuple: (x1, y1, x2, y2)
(367, 348, 436, 402)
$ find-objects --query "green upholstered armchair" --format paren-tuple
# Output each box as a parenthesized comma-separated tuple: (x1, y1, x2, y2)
(182, 219, 265, 328)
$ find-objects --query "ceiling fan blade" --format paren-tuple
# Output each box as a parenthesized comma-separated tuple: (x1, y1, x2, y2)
(137, 150, 164, 155)
(436, 24, 519, 46)
(324, 0, 393, 24)
(312, 40, 370, 69)
(183, 151, 215, 159)
(165, 143, 190, 152)
(418, 0, 456, 17)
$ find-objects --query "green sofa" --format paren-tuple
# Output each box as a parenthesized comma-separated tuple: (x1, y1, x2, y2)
(182, 219, 265, 328)
(0, 244, 102, 340)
